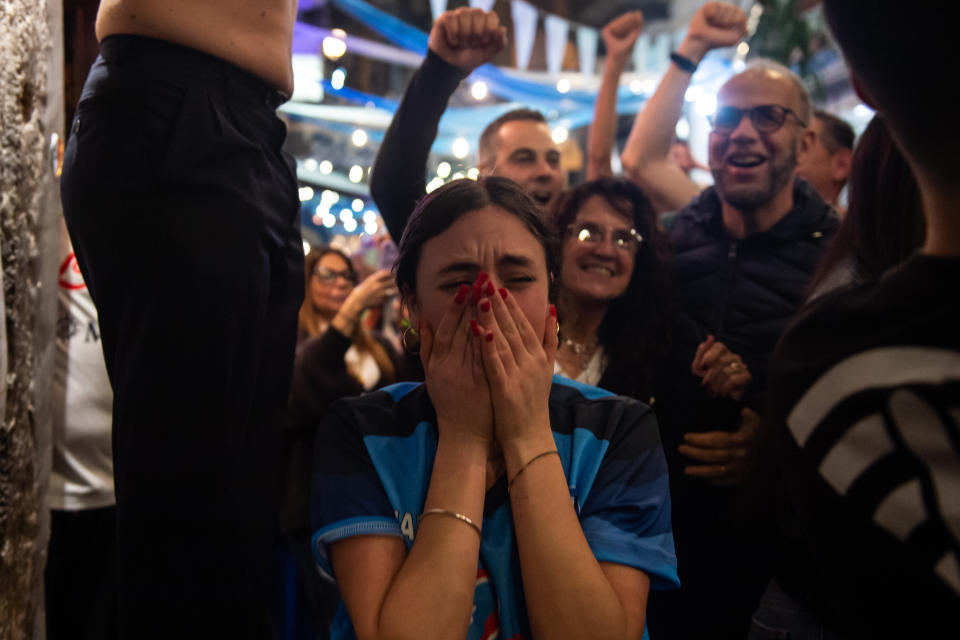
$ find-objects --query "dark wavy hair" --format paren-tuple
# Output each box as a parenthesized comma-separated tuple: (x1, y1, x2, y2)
(394, 177, 559, 301)
(554, 178, 674, 399)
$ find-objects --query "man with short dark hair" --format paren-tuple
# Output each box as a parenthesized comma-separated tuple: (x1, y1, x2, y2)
(812, 110, 855, 157)
(758, 1, 960, 636)
(669, 139, 709, 176)
(371, 8, 565, 242)
(796, 109, 855, 210)
(475, 108, 563, 210)
(477, 108, 547, 161)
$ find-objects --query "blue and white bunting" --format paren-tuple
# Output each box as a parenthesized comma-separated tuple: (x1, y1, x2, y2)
(576, 27, 598, 76)
(544, 15, 569, 76)
(510, 0, 539, 71)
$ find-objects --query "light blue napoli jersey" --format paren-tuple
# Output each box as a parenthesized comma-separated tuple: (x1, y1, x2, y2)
(311, 375, 679, 639)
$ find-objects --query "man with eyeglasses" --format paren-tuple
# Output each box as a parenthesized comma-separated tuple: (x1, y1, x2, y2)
(619, 3, 839, 639)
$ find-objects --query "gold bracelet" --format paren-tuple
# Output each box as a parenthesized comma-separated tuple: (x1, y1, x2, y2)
(507, 450, 560, 492)
(418, 508, 481, 537)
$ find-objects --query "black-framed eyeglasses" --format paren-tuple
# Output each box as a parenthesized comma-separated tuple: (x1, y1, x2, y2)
(566, 222, 642, 252)
(314, 266, 357, 285)
(709, 104, 807, 135)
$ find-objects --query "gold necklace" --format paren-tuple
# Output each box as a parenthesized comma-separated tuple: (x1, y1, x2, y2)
(560, 335, 599, 369)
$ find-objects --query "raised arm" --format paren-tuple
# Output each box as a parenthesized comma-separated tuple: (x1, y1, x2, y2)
(620, 2, 747, 212)
(371, 8, 507, 242)
(587, 11, 644, 180)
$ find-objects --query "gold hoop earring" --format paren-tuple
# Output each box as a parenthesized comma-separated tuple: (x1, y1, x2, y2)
(401, 325, 420, 355)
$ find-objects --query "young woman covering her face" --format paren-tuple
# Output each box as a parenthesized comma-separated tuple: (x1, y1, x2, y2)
(310, 178, 678, 640)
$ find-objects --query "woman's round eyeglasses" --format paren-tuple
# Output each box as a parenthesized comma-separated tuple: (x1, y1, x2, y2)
(566, 222, 642, 252)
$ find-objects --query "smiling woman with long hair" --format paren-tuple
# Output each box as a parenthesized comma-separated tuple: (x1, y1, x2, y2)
(553, 178, 675, 403)
(310, 178, 678, 640)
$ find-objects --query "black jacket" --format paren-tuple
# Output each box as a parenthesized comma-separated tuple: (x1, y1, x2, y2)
(666, 178, 839, 414)
(646, 179, 839, 639)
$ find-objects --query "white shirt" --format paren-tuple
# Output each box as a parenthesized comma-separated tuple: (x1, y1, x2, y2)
(553, 347, 606, 387)
(50, 225, 114, 510)
(345, 344, 381, 391)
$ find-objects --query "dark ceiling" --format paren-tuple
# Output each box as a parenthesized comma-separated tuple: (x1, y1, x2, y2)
(523, 1, 671, 26)
(304, 1, 672, 33)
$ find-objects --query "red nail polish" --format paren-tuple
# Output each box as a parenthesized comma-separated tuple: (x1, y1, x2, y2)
(477, 271, 489, 286)
(499, 288, 507, 300)
(470, 319, 481, 336)
(472, 283, 482, 301)
(485, 332, 494, 342)
(485, 281, 495, 296)
(549, 304, 557, 317)
(480, 300, 491, 312)
(455, 284, 469, 304)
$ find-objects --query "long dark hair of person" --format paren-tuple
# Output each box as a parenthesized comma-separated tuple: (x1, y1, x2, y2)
(748, 118, 924, 609)
(807, 115, 925, 296)
(554, 178, 674, 400)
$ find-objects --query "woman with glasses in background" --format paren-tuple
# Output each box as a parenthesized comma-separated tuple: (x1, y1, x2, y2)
(552, 178, 677, 404)
(298, 248, 394, 347)
(280, 247, 401, 638)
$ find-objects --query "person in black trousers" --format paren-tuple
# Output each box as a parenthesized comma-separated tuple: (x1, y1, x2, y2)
(59, 2, 303, 636)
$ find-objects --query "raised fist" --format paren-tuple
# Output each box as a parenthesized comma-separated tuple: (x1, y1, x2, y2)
(679, 2, 748, 62)
(428, 7, 508, 74)
(602, 11, 644, 61)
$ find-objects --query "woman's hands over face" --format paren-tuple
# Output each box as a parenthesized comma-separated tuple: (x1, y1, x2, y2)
(472, 282, 558, 446)
(419, 273, 494, 446)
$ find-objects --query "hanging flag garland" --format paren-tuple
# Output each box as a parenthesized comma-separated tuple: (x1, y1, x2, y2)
(544, 14, 570, 77)
(510, 0, 538, 71)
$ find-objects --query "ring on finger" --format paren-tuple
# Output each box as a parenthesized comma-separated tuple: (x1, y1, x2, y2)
(726, 362, 742, 374)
